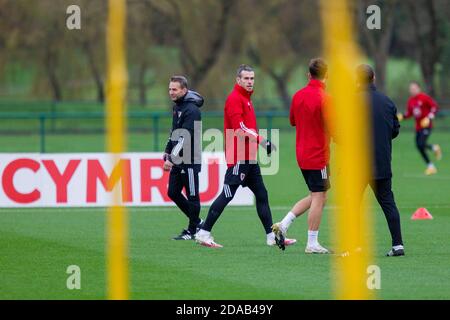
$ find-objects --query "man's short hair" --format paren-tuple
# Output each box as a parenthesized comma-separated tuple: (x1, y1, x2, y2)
(170, 76, 188, 89)
(309, 58, 328, 80)
(356, 64, 375, 85)
(236, 64, 254, 78)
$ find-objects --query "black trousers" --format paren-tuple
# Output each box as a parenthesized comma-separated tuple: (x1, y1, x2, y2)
(202, 163, 273, 234)
(167, 165, 201, 233)
(369, 178, 404, 247)
(416, 129, 433, 164)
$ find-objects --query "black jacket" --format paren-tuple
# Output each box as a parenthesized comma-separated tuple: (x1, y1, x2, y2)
(361, 84, 400, 180)
(165, 90, 204, 167)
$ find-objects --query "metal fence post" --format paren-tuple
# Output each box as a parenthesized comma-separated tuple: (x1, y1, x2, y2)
(39, 114, 46, 153)
(267, 114, 273, 140)
(50, 100, 56, 132)
(153, 114, 159, 151)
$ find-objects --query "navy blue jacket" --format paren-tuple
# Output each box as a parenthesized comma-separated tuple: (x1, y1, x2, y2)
(165, 91, 204, 167)
(360, 84, 400, 180)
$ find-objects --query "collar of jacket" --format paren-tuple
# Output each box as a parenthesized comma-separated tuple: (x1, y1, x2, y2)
(358, 83, 377, 92)
(174, 92, 188, 106)
(234, 84, 253, 98)
(308, 79, 326, 89)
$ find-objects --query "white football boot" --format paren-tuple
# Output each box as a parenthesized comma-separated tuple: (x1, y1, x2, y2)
(195, 231, 223, 248)
(305, 243, 331, 254)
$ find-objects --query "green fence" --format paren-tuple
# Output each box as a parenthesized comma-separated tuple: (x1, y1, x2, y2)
(1, 109, 449, 153)
(0, 111, 290, 153)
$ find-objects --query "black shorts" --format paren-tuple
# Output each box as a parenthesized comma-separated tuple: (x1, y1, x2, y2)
(416, 128, 432, 145)
(224, 162, 261, 187)
(301, 166, 331, 193)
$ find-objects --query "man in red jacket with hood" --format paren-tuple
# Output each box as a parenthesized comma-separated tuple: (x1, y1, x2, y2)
(196, 65, 296, 248)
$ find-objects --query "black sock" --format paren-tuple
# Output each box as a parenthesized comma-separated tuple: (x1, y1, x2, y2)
(202, 184, 238, 232)
(248, 179, 273, 234)
(187, 201, 201, 234)
(254, 192, 273, 235)
(168, 190, 200, 232)
(418, 146, 431, 164)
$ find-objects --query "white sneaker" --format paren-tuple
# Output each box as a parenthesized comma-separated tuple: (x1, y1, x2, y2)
(305, 244, 331, 254)
(195, 232, 223, 248)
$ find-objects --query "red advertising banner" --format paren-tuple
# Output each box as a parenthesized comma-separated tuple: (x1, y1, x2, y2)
(0, 153, 254, 207)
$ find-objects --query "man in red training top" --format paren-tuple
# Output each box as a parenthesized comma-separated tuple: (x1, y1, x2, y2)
(398, 82, 442, 175)
(195, 64, 297, 248)
(272, 58, 332, 254)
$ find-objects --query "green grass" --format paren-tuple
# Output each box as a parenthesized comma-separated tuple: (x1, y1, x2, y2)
(1, 119, 450, 299)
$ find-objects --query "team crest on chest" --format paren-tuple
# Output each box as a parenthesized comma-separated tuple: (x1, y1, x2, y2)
(413, 107, 421, 117)
(240, 173, 246, 181)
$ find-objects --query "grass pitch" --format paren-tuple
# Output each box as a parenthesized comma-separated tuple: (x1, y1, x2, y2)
(1, 120, 450, 300)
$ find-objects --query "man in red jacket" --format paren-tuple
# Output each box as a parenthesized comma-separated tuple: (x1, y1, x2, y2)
(272, 58, 332, 254)
(195, 65, 297, 248)
(397, 82, 442, 175)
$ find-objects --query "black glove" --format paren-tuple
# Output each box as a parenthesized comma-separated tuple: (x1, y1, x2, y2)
(163, 153, 173, 163)
(267, 140, 273, 155)
(261, 139, 277, 156)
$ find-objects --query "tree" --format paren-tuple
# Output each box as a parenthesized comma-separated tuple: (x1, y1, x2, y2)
(357, 0, 397, 93)
(406, 0, 444, 96)
(245, 0, 322, 109)
(128, 0, 162, 106)
(6, 0, 69, 101)
(143, 0, 236, 88)
(75, 0, 107, 103)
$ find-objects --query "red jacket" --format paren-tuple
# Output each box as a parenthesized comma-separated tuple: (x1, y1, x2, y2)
(405, 93, 439, 132)
(224, 84, 262, 167)
(290, 79, 330, 170)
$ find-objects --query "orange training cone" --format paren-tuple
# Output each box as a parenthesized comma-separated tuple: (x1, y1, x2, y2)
(411, 208, 433, 220)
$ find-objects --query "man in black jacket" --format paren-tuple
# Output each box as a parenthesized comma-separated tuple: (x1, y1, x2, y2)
(356, 64, 405, 257)
(164, 76, 204, 240)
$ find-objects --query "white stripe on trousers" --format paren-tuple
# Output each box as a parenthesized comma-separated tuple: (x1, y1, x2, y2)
(224, 184, 232, 198)
(188, 168, 195, 196)
(233, 162, 240, 175)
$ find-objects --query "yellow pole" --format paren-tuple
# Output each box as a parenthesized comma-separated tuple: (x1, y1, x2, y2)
(320, 0, 374, 299)
(106, 0, 129, 300)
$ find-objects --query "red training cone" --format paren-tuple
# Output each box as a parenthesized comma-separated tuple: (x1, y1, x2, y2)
(411, 208, 433, 220)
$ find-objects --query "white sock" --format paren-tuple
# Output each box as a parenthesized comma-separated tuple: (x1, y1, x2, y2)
(197, 229, 210, 238)
(307, 230, 319, 247)
(267, 232, 275, 242)
(393, 245, 404, 250)
(428, 163, 435, 168)
(281, 212, 297, 232)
